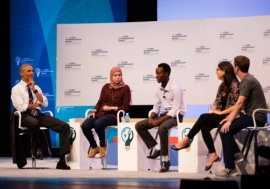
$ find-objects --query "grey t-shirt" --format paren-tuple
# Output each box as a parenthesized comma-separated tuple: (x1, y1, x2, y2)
(240, 73, 267, 123)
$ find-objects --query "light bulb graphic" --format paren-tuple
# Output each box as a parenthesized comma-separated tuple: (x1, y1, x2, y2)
(35, 68, 41, 77)
(121, 127, 134, 151)
(15, 57, 20, 66)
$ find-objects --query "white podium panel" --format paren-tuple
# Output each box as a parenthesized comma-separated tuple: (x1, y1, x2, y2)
(65, 121, 102, 169)
(178, 123, 223, 173)
(117, 123, 160, 171)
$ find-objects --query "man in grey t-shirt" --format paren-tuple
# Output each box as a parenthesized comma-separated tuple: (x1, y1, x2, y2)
(214, 55, 267, 178)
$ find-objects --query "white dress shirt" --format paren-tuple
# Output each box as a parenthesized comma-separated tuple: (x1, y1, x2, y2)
(11, 80, 48, 112)
(152, 79, 185, 118)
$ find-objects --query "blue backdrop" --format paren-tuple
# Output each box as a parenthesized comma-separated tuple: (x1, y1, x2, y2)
(10, 0, 127, 148)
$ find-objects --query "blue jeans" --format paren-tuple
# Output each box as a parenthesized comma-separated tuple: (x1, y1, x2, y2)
(218, 115, 264, 169)
(81, 115, 117, 148)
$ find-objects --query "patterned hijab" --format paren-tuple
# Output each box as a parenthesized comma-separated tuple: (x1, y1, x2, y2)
(109, 67, 125, 90)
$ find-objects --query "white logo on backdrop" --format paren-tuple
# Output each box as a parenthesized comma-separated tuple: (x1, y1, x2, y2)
(218, 59, 232, 63)
(15, 57, 21, 66)
(15, 57, 34, 65)
(220, 31, 234, 39)
(144, 48, 159, 55)
(263, 86, 270, 94)
(34, 68, 53, 77)
(143, 74, 156, 82)
(242, 44, 255, 52)
(171, 60, 186, 68)
(35, 68, 41, 77)
(172, 33, 187, 41)
(262, 57, 270, 65)
(64, 89, 81, 98)
(118, 35, 134, 43)
(65, 36, 82, 44)
(195, 73, 210, 81)
(264, 29, 270, 37)
(56, 107, 61, 113)
(91, 49, 108, 56)
(91, 75, 107, 83)
(117, 61, 133, 69)
(195, 46, 210, 54)
(65, 62, 81, 70)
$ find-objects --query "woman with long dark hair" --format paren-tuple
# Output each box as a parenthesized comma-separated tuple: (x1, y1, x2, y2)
(171, 61, 239, 171)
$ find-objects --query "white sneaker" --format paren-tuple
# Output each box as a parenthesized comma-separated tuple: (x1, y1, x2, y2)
(213, 168, 238, 178)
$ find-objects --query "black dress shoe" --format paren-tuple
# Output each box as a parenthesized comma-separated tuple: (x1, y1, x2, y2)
(56, 160, 70, 170)
(171, 144, 189, 151)
(147, 149, 160, 159)
(159, 161, 171, 173)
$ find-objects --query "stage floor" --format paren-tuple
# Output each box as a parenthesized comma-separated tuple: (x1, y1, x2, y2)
(0, 157, 240, 189)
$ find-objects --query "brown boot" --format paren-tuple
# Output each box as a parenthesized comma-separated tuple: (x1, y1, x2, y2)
(87, 146, 100, 158)
(99, 146, 106, 158)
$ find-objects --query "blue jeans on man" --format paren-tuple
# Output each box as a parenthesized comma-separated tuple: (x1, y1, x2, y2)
(218, 115, 265, 169)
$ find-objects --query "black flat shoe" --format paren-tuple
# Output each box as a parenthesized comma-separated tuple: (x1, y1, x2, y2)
(159, 161, 171, 173)
(171, 144, 189, 151)
(147, 149, 160, 159)
(205, 156, 222, 171)
(56, 161, 70, 170)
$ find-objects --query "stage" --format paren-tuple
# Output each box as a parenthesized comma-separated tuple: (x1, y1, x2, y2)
(0, 157, 240, 189)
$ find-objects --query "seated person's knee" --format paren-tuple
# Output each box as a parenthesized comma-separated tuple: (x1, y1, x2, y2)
(158, 125, 167, 133)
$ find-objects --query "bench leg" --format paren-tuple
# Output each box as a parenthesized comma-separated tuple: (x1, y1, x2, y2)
(243, 130, 254, 160)
(254, 130, 259, 168)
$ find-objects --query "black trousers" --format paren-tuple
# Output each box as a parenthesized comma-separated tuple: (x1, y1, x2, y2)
(21, 112, 70, 156)
(187, 113, 226, 153)
(135, 116, 177, 156)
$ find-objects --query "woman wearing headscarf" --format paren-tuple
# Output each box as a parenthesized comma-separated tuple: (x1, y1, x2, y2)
(81, 67, 131, 158)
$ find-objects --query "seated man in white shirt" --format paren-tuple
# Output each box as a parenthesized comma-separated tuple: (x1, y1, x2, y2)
(135, 63, 185, 173)
(11, 63, 71, 170)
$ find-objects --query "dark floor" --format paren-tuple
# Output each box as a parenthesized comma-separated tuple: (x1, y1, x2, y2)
(2, 157, 270, 189)
(0, 177, 240, 189)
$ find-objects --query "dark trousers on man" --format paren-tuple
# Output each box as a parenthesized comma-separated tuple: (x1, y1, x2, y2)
(21, 112, 70, 156)
(135, 116, 177, 156)
(218, 115, 264, 169)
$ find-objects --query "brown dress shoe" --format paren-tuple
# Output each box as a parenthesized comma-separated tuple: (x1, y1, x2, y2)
(99, 146, 106, 158)
(87, 146, 100, 158)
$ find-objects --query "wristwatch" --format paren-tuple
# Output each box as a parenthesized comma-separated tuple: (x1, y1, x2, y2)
(33, 89, 38, 93)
